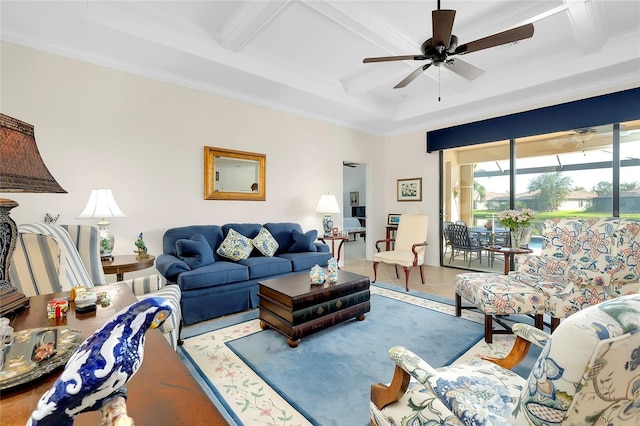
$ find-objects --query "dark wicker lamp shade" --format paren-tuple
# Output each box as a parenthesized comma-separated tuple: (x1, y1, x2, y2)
(1, 113, 66, 315)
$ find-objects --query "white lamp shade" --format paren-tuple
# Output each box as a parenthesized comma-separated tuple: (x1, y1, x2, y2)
(315, 194, 340, 214)
(77, 189, 126, 219)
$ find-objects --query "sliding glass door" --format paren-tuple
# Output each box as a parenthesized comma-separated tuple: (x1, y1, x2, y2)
(442, 119, 640, 271)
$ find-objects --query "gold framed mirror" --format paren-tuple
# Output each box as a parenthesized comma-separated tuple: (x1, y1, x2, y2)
(204, 147, 266, 201)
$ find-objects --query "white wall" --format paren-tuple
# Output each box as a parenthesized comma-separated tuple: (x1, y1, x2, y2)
(1, 42, 440, 278)
(382, 131, 441, 264)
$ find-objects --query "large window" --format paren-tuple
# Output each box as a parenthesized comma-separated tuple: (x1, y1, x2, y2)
(442, 120, 640, 271)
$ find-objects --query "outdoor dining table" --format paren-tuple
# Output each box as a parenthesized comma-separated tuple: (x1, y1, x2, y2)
(469, 228, 510, 246)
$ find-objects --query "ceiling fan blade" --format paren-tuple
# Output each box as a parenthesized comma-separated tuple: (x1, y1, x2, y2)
(363, 55, 425, 63)
(394, 63, 432, 89)
(432, 9, 456, 49)
(443, 58, 484, 80)
(454, 23, 534, 55)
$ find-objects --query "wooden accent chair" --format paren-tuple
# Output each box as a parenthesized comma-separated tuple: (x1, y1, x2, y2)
(373, 214, 428, 291)
(370, 293, 640, 426)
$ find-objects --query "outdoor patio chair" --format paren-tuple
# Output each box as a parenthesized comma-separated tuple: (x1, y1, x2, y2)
(442, 221, 453, 256)
(448, 223, 483, 267)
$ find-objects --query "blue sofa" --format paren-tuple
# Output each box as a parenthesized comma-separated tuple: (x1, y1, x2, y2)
(156, 222, 331, 325)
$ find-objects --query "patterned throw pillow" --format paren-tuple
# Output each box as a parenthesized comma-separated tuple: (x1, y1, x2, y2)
(252, 227, 279, 257)
(175, 234, 214, 269)
(216, 229, 254, 261)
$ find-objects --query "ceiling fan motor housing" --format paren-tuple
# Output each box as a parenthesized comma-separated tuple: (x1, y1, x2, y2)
(362, 2, 534, 89)
(421, 35, 458, 66)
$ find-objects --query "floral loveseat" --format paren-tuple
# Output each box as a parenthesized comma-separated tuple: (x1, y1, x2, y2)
(510, 217, 640, 327)
(157, 222, 331, 325)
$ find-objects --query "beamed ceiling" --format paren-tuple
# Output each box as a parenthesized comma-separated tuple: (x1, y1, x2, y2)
(1, 1, 639, 135)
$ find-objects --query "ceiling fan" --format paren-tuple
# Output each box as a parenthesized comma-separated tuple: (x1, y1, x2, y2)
(363, 0, 534, 89)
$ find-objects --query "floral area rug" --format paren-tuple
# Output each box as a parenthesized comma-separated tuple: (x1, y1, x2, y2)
(179, 285, 538, 426)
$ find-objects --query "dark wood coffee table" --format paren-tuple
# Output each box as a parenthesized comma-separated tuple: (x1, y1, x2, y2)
(258, 270, 370, 347)
(0, 283, 227, 426)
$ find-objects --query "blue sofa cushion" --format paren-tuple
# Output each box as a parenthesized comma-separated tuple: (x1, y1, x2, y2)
(176, 234, 214, 269)
(239, 256, 292, 279)
(217, 229, 254, 261)
(289, 229, 318, 253)
(162, 225, 224, 260)
(177, 261, 249, 291)
(264, 222, 304, 254)
(252, 227, 279, 257)
(156, 254, 191, 283)
(222, 223, 263, 239)
(278, 251, 332, 272)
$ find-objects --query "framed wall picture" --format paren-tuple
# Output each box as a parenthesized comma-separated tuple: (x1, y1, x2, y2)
(387, 214, 401, 226)
(397, 177, 422, 202)
(349, 191, 359, 206)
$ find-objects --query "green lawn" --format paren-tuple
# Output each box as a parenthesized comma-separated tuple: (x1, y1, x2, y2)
(473, 211, 640, 234)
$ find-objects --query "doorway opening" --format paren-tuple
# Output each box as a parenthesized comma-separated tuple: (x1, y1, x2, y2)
(342, 161, 367, 263)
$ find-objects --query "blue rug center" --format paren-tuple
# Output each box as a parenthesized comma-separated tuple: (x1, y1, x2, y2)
(227, 293, 484, 425)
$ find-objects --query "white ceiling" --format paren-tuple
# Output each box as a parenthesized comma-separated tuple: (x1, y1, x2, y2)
(2, 0, 639, 136)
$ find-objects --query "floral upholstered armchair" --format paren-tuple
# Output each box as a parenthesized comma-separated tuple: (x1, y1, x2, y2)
(510, 217, 640, 329)
(371, 293, 640, 426)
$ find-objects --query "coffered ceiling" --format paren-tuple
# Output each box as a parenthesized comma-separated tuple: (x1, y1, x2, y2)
(2, 1, 639, 135)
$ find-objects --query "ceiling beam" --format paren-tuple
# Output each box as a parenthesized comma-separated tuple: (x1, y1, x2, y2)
(220, 0, 291, 52)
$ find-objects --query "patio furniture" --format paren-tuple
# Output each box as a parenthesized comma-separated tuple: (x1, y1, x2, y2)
(448, 224, 483, 267)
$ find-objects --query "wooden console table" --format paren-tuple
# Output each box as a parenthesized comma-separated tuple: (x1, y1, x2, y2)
(0, 283, 227, 425)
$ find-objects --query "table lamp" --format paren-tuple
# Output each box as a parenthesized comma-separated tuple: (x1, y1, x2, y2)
(0, 113, 67, 315)
(315, 193, 340, 236)
(77, 189, 126, 260)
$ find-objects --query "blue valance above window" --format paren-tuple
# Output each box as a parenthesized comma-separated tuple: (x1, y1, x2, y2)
(426, 87, 640, 153)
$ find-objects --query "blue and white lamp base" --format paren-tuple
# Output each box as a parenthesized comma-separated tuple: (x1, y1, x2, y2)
(98, 220, 115, 260)
(322, 214, 334, 236)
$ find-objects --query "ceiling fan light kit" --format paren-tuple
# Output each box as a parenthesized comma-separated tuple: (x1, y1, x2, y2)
(363, 1, 535, 91)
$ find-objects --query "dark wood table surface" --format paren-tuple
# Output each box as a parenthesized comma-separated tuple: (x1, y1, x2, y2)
(258, 270, 371, 347)
(101, 254, 156, 281)
(484, 246, 533, 275)
(0, 283, 228, 425)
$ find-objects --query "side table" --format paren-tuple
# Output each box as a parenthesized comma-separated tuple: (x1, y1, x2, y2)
(483, 246, 532, 275)
(318, 235, 348, 265)
(385, 226, 398, 251)
(102, 255, 155, 281)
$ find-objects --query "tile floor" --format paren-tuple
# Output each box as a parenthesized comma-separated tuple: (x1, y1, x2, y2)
(342, 238, 461, 300)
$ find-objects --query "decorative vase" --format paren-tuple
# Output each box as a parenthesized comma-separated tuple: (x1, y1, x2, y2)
(511, 228, 520, 248)
(511, 226, 531, 249)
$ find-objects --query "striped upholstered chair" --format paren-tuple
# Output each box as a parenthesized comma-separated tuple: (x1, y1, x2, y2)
(10, 223, 182, 350)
